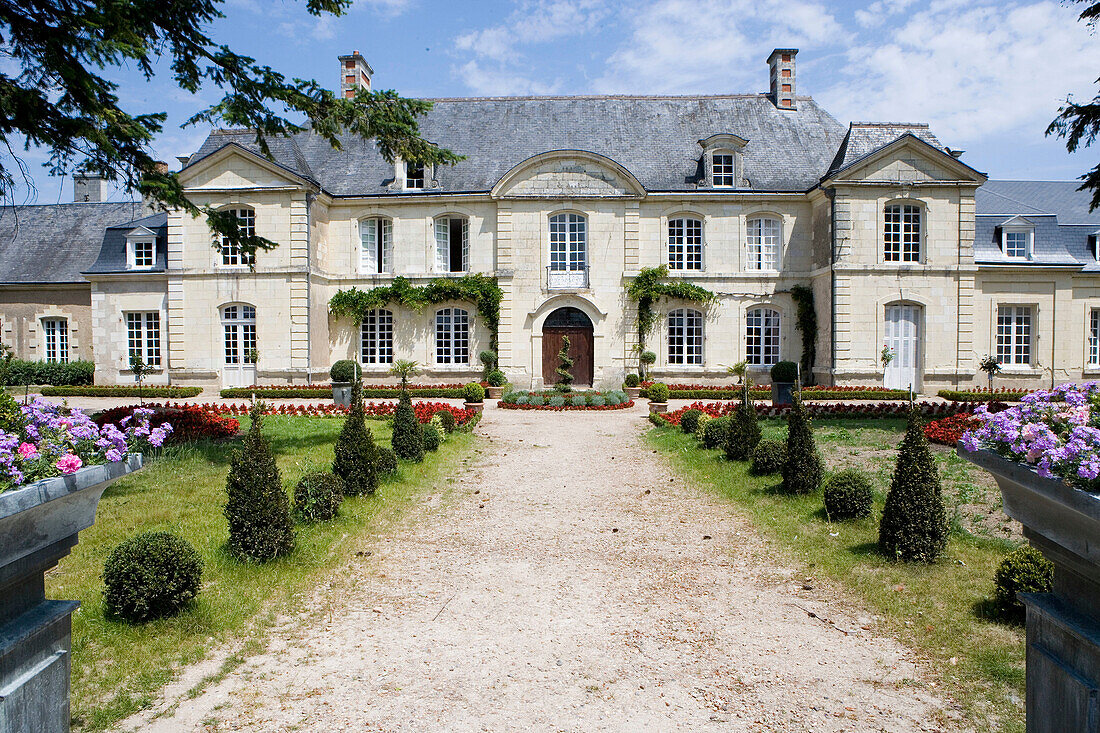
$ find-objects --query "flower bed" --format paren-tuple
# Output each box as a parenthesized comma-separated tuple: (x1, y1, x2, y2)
(499, 390, 633, 410)
(40, 385, 203, 398)
(924, 413, 983, 446)
(219, 383, 473, 399)
(128, 400, 477, 426)
(939, 388, 1033, 402)
(639, 382, 911, 400)
(656, 400, 971, 427)
(1, 398, 169, 493)
(94, 405, 238, 442)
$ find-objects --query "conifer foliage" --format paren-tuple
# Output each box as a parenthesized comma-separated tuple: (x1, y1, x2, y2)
(224, 404, 294, 562)
(555, 335, 574, 392)
(725, 386, 761, 460)
(391, 390, 424, 462)
(333, 382, 378, 496)
(781, 395, 824, 494)
(878, 409, 948, 562)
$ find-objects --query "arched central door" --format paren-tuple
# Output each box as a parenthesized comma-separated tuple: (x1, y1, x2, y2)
(542, 307, 594, 387)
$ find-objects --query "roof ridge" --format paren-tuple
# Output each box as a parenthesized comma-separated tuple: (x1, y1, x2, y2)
(0, 200, 139, 209)
(417, 92, 818, 103)
(849, 121, 931, 128)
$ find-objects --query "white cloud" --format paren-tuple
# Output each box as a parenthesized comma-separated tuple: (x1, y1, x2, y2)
(455, 0, 610, 61)
(821, 1, 1100, 143)
(854, 0, 918, 29)
(453, 60, 562, 96)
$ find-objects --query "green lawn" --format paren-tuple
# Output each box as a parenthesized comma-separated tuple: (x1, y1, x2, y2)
(46, 415, 474, 732)
(649, 417, 1025, 733)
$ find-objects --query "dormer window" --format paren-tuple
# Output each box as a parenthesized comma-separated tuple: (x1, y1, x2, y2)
(1003, 230, 1029, 258)
(406, 161, 425, 189)
(125, 227, 157, 269)
(996, 217, 1034, 260)
(712, 154, 735, 188)
(698, 134, 748, 190)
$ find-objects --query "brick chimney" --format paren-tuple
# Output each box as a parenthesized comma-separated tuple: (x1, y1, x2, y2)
(768, 48, 798, 110)
(142, 161, 171, 215)
(73, 173, 106, 202)
(339, 51, 373, 98)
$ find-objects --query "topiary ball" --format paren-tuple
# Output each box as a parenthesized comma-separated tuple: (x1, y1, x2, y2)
(422, 422, 442, 451)
(463, 382, 485, 403)
(487, 370, 507, 387)
(374, 446, 398, 475)
(435, 409, 456, 433)
(648, 382, 670, 403)
(624, 373, 640, 388)
(750, 439, 786, 475)
(823, 468, 874, 520)
(993, 545, 1053, 622)
(329, 360, 362, 383)
(293, 471, 344, 522)
(103, 531, 203, 622)
(680, 409, 703, 434)
(702, 416, 730, 450)
(770, 360, 799, 383)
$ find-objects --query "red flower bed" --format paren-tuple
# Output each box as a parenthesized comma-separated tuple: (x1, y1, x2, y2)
(95, 405, 240, 442)
(659, 400, 972, 427)
(145, 400, 476, 425)
(924, 413, 983, 446)
(500, 400, 635, 411)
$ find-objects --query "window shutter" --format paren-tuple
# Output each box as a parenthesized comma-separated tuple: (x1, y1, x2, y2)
(381, 219, 393, 273)
(461, 218, 469, 271)
(993, 226, 1002, 250)
(1089, 234, 1098, 260)
(360, 220, 377, 272)
(434, 219, 449, 272)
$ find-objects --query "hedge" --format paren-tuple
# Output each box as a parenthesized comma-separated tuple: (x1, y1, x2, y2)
(219, 386, 466, 399)
(3, 359, 94, 386)
(937, 389, 1032, 402)
(640, 387, 913, 401)
(40, 385, 202, 398)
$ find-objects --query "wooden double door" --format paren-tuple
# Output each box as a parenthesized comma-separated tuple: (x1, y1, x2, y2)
(542, 327, 594, 387)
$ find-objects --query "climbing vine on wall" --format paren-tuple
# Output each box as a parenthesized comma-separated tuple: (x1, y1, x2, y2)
(626, 266, 718, 351)
(329, 275, 504, 351)
(790, 284, 817, 385)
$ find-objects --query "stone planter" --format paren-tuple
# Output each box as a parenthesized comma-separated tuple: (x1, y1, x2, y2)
(464, 401, 484, 413)
(332, 382, 353, 407)
(625, 387, 641, 400)
(486, 387, 503, 400)
(771, 382, 795, 406)
(0, 454, 143, 733)
(649, 402, 668, 414)
(960, 447, 1100, 733)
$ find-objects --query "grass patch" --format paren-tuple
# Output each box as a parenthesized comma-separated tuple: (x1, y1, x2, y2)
(649, 417, 1025, 733)
(47, 415, 473, 732)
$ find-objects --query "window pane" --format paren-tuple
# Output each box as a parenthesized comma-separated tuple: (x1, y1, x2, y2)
(550, 213, 586, 272)
(996, 306, 1032, 365)
(747, 218, 779, 270)
(746, 308, 780, 366)
(1005, 231, 1027, 258)
(361, 309, 394, 364)
(1091, 310, 1100, 367)
(221, 209, 256, 266)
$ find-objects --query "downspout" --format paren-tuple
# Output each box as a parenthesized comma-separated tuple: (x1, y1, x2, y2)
(828, 188, 837, 378)
(956, 185, 962, 389)
(305, 192, 313, 386)
(1051, 287, 1057, 390)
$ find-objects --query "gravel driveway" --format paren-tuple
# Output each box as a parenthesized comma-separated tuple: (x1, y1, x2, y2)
(123, 404, 954, 732)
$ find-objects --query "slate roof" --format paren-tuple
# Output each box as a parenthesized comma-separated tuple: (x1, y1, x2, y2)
(187, 94, 849, 194)
(825, 123, 945, 177)
(0, 201, 147, 284)
(84, 212, 169, 275)
(976, 180, 1100, 225)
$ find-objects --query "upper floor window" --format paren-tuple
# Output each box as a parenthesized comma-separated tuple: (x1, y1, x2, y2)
(220, 208, 256, 267)
(361, 309, 394, 364)
(549, 213, 586, 272)
(884, 204, 921, 262)
(360, 217, 393, 273)
(42, 318, 69, 364)
(667, 308, 703, 365)
(746, 307, 780, 366)
(126, 312, 161, 366)
(435, 216, 468, 273)
(435, 307, 469, 364)
(668, 218, 703, 271)
(406, 161, 425, 189)
(1001, 228, 1032, 259)
(996, 305, 1032, 366)
(1090, 309, 1100, 368)
(128, 238, 155, 269)
(746, 217, 781, 271)
(712, 153, 735, 188)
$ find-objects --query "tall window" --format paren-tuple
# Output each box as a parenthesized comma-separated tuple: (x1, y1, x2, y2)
(746, 307, 781, 366)
(222, 305, 257, 365)
(668, 218, 703, 271)
(1090, 309, 1100, 367)
(549, 213, 586, 272)
(712, 153, 735, 187)
(746, 217, 780, 271)
(42, 318, 68, 364)
(361, 309, 394, 364)
(667, 308, 703, 365)
(435, 307, 469, 364)
(360, 217, 392, 273)
(406, 161, 425, 189)
(996, 306, 1032, 366)
(435, 216, 469, 273)
(126, 312, 161, 366)
(220, 208, 256, 266)
(884, 204, 921, 262)
(1003, 230, 1030, 259)
(130, 239, 154, 269)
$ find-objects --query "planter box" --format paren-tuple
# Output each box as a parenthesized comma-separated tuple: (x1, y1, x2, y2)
(771, 383, 794, 406)
(960, 447, 1100, 733)
(486, 387, 503, 400)
(649, 402, 668, 414)
(332, 383, 353, 407)
(464, 401, 484, 413)
(625, 387, 641, 400)
(0, 454, 143, 733)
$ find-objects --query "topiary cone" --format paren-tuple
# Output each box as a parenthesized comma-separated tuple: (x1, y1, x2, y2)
(878, 408, 948, 562)
(780, 395, 823, 494)
(555, 335, 574, 392)
(391, 390, 424, 462)
(333, 381, 378, 495)
(725, 384, 761, 461)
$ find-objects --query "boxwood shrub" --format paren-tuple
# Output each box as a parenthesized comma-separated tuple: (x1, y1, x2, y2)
(993, 545, 1054, 622)
(487, 370, 507, 387)
(3, 359, 94, 386)
(421, 421, 442, 452)
(701, 415, 730, 450)
(679, 409, 703, 434)
(463, 382, 485, 403)
(770, 360, 799, 383)
(103, 531, 203, 622)
(623, 373, 640, 388)
(329, 360, 362, 383)
(750, 439, 786, 475)
(648, 382, 670, 403)
(40, 385, 202, 398)
(823, 468, 874, 520)
(374, 446, 399, 475)
(293, 471, 344, 522)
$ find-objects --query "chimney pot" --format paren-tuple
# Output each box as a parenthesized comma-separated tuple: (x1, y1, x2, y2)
(767, 48, 798, 111)
(338, 52, 373, 96)
(73, 173, 107, 203)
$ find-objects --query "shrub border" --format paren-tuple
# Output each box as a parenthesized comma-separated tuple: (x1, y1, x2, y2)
(41, 385, 203, 398)
(219, 386, 468, 399)
(500, 399, 635, 411)
(937, 389, 1031, 402)
(641, 386, 912, 401)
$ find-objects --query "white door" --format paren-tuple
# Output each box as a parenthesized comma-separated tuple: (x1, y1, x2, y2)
(222, 305, 257, 388)
(884, 304, 921, 391)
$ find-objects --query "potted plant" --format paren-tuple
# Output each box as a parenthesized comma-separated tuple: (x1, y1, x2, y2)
(959, 384, 1100, 731)
(639, 350, 657, 380)
(979, 354, 1001, 392)
(0, 397, 166, 733)
(329, 360, 361, 407)
(770, 361, 799, 406)
(479, 350, 497, 383)
(486, 370, 507, 399)
(463, 382, 485, 413)
(623, 373, 641, 400)
(647, 381, 670, 413)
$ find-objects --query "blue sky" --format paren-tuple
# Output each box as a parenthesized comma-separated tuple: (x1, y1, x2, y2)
(11, 0, 1100, 203)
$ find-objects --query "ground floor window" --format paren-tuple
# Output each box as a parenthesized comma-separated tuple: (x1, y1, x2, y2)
(1090, 309, 1100, 367)
(435, 307, 469, 364)
(126, 312, 161, 366)
(42, 318, 69, 363)
(746, 307, 780, 366)
(361, 309, 394, 364)
(996, 305, 1032, 366)
(222, 305, 257, 365)
(667, 308, 703, 365)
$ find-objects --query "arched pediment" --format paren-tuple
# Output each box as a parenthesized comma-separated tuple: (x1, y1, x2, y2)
(492, 151, 646, 199)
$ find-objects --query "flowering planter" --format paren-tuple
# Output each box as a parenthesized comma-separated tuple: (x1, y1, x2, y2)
(332, 383, 353, 407)
(0, 454, 143, 733)
(960, 447, 1100, 733)
(771, 383, 794, 406)
(649, 402, 668, 414)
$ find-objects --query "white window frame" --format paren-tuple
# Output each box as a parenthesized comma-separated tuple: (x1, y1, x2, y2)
(406, 161, 425, 190)
(746, 216, 781, 271)
(42, 318, 69, 364)
(746, 307, 781, 366)
(668, 217, 703, 271)
(125, 312, 161, 367)
(435, 216, 469, 273)
(361, 309, 394, 365)
(219, 208, 256, 267)
(996, 305, 1033, 367)
(360, 217, 393, 274)
(127, 238, 155, 270)
(712, 153, 735, 188)
(549, 212, 587, 272)
(1090, 309, 1100, 368)
(1001, 227, 1033, 260)
(435, 307, 469, 365)
(667, 308, 703, 365)
(222, 305, 257, 365)
(884, 203, 921, 263)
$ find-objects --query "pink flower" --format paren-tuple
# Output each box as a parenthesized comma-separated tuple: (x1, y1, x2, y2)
(55, 454, 83, 474)
(18, 442, 38, 458)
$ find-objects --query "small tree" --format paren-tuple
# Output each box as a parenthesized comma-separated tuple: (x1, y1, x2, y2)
(725, 384, 761, 460)
(389, 359, 420, 390)
(478, 350, 497, 381)
(0, 342, 14, 387)
(979, 354, 1001, 392)
(129, 355, 153, 405)
(224, 404, 294, 562)
(391, 390, 424, 462)
(555, 336, 574, 393)
(879, 409, 948, 563)
(639, 350, 657, 380)
(781, 395, 823, 494)
(726, 361, 748, 385)
(333, 382, 378, 496)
